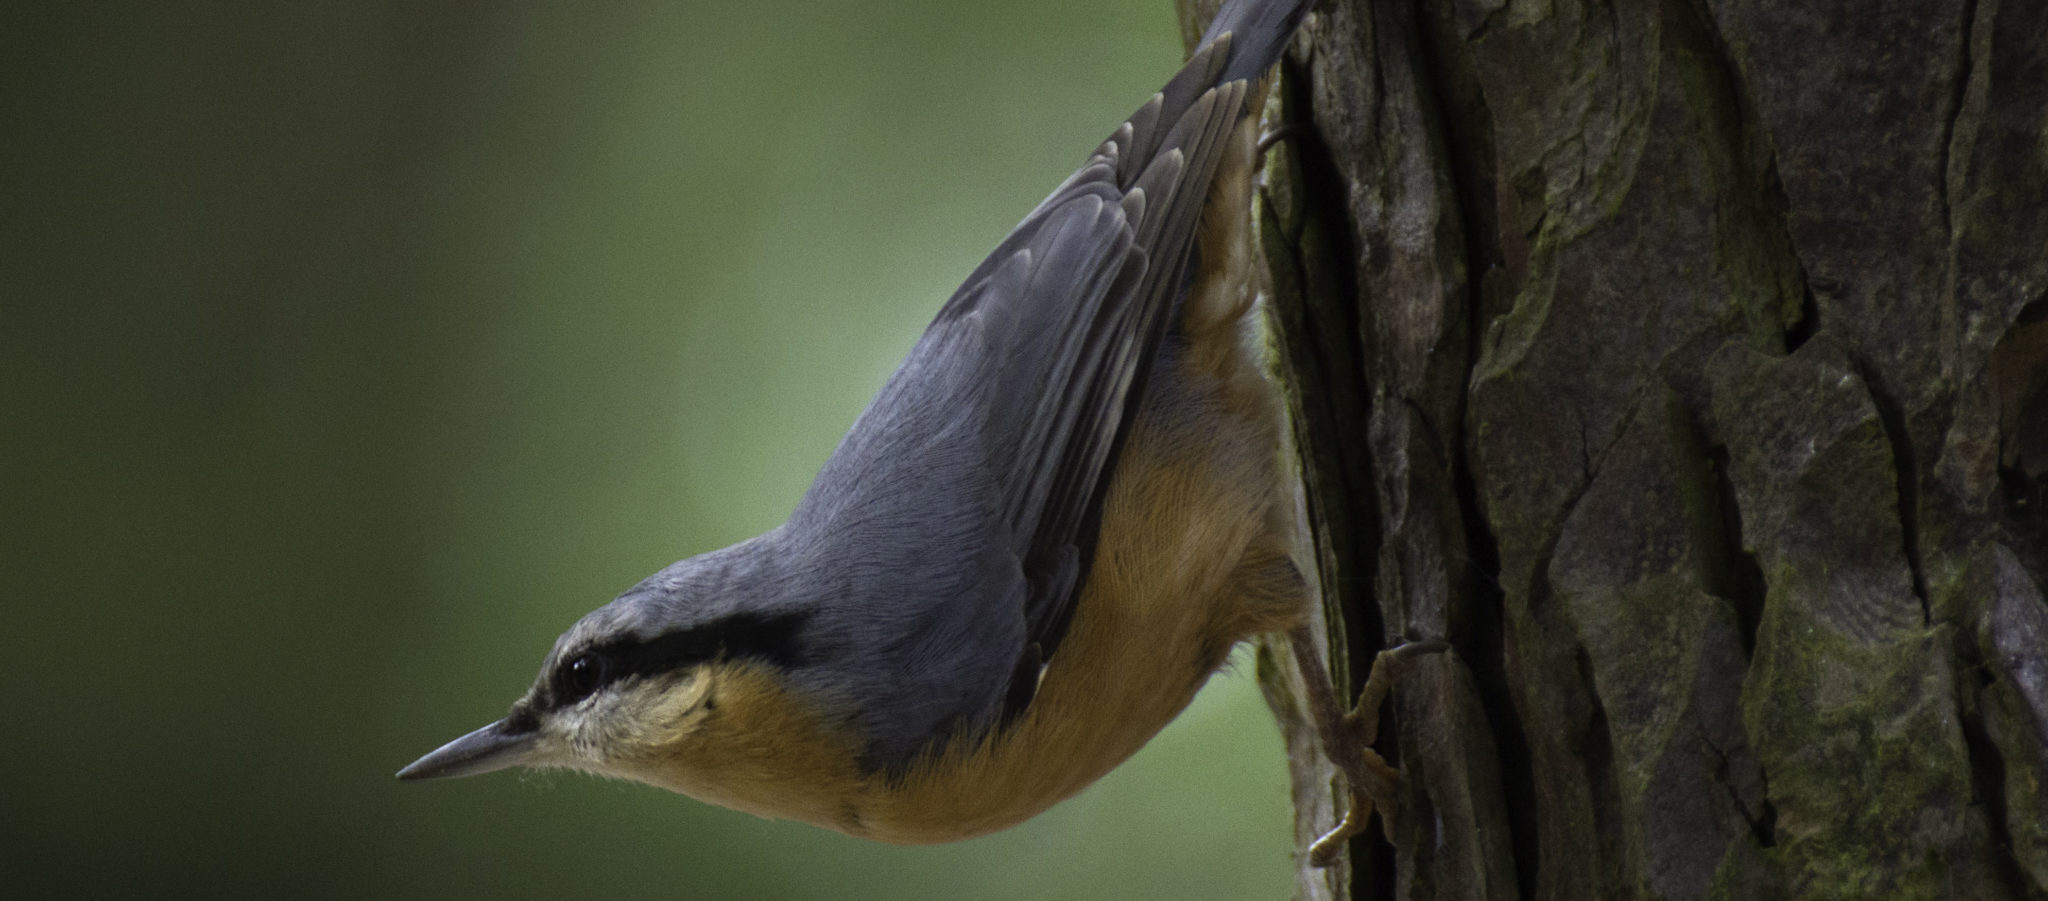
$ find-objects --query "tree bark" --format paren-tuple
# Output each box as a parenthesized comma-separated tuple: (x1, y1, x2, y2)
(1178, 0, 2048, 897)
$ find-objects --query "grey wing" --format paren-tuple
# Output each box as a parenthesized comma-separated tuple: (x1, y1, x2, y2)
(948, 0, 1316, 681)
(932, 37, 1254, 672)
(784, 11, 1300, 760)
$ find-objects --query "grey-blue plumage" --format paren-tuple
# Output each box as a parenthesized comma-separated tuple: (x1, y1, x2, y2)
(574, 0, 1312, 769)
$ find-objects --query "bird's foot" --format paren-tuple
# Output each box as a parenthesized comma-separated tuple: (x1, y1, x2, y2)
(1288, 631, 1449, 868)
(1256, 121, 1314, 155)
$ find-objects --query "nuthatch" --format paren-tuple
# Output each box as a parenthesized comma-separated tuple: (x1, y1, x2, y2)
(401, 0, 1428, 865)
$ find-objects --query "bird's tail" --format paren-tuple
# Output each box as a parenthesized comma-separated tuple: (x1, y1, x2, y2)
(1198, 0, 1313, 86)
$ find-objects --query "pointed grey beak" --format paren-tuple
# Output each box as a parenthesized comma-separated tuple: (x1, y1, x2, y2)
(396, 719, 540, 781)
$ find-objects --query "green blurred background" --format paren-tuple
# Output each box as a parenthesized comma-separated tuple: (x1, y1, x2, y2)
(2, 2, 1293, 897)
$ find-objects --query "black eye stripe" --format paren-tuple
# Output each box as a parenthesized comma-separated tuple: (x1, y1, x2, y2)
(549, 611, 809, 708)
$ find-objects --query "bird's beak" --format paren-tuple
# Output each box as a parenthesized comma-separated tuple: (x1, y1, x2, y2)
(396, 719, 540, 781)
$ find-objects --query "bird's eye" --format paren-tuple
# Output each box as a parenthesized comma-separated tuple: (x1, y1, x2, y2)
(559, 652, 605, 703)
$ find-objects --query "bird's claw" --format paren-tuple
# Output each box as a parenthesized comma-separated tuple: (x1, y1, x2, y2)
(1306, 743, 1402, 867)
(1290, 634, 1450, 868)
(1256, 121, 1313, 154)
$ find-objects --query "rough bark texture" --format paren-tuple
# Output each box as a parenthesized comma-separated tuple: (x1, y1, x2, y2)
(1179, 0, 2048, 898)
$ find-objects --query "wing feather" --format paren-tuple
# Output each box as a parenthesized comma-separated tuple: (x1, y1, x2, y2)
(786, 0, 1312, 753)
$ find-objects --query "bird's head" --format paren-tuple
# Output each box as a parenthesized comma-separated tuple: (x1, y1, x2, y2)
(397, 553, 867, 821)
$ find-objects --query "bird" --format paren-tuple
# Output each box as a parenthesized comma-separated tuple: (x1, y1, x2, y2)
(399, 0, 1430, 865)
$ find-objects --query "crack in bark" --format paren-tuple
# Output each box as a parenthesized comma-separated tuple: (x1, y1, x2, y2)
(1785, 278, 1820, 352)
(1573, 641, 1630, 891)
(1293, 97, 1389, 694)
(1465, 1, 1510, 43)
(1675, 389, 1770, 657)
(1448, 429, 1533, 901)
(1684, 0, 1814, 357)
(1704, 441, 1768, 655)
(1695, 718, 1777, 849)
(1938, 0, 1982, 243)
(1397, 0, 1542, 895)
(1851, 356, 1935, 624)
(1997, 291, 2048, 630)
(1957, 627, 2033, 898)
(1400, 2, 1541, 897)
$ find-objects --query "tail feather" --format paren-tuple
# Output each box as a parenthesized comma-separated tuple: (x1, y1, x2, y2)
(1198, 0, 1313, 86)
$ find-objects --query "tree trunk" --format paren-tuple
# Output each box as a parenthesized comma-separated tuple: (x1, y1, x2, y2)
(1177, 0, 2048, 897)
